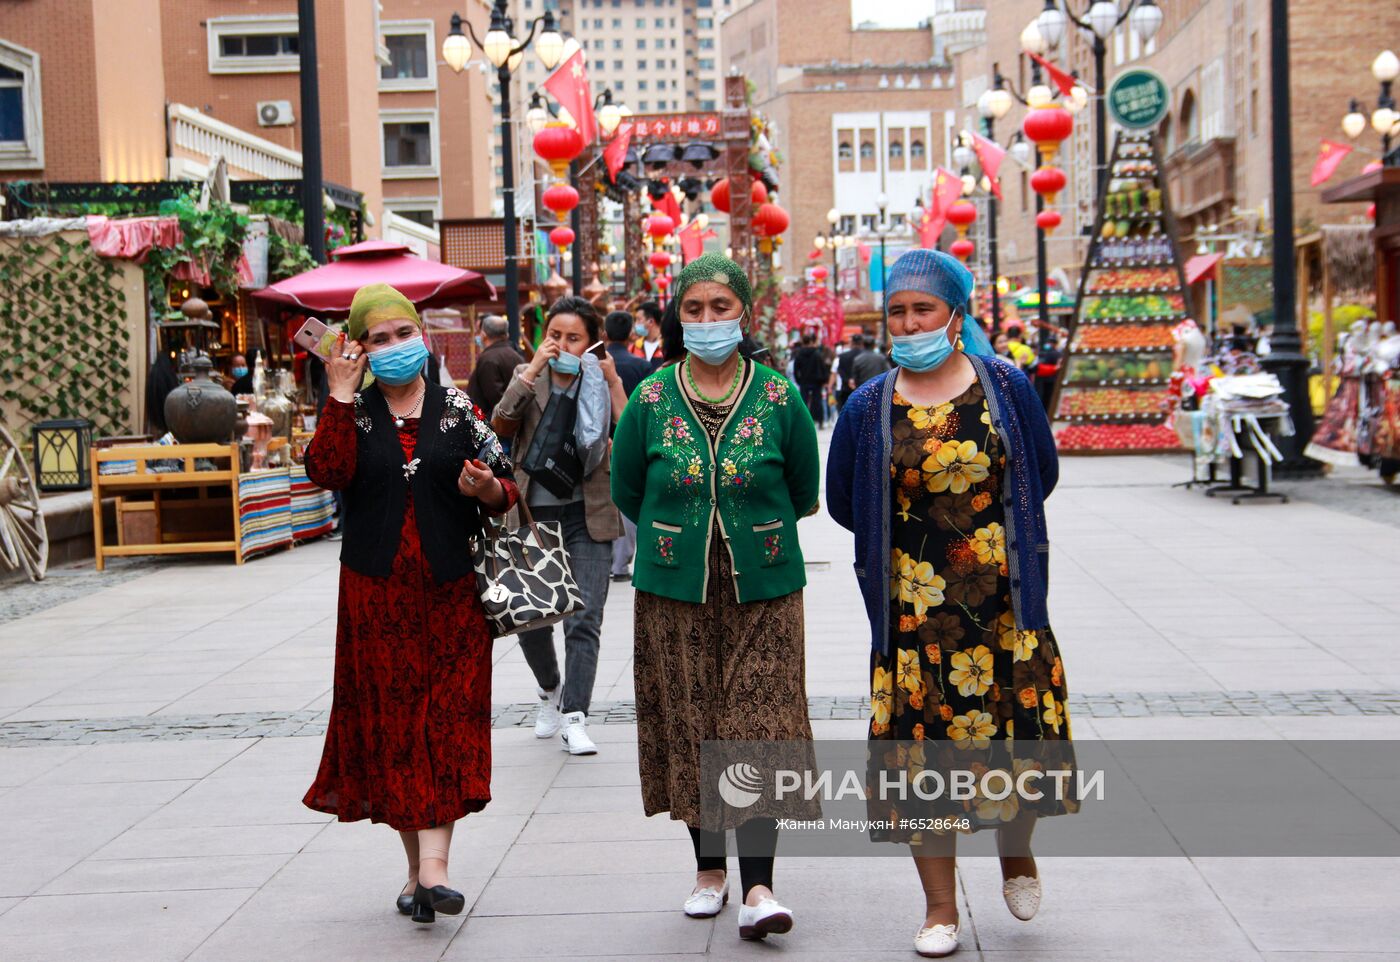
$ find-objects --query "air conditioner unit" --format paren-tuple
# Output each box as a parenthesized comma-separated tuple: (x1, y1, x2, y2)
(257, 100, 295, 127)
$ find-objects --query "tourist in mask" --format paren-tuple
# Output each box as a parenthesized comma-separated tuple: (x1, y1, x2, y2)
(826, 250, 1073, 958)
(302, 282, 518, 926)
(610, 252, 820, 944)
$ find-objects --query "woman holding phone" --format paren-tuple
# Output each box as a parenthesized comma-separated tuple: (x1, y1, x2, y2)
(492, 296, 630, 755)
(302, 283, 518, 924)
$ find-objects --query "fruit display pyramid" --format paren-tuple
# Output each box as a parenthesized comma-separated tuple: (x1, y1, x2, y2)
(1051, 129, 1190, 453)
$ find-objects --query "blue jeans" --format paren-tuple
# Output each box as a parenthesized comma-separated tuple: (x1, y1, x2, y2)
(517, 501, 611, 716)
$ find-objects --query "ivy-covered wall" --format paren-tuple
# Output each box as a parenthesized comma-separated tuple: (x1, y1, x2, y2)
(0, 231, 146, 437)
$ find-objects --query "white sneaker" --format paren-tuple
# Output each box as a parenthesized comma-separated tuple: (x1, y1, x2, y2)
(737, 897, 793, 940)
(559, 711, 597, 755)
(683, 877, 729, 918)
(534, 686, 562, 738)
(1002, 875, 1041, 921)
(914, 921, 959, 957)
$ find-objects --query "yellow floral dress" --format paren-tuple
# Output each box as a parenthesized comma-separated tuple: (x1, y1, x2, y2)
(868, 382, 1074, 840)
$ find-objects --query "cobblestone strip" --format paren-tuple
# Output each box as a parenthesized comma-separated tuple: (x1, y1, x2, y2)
(2, 690, 1398, 747)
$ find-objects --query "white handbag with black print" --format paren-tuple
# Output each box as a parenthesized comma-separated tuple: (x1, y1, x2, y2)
(470, 500, 584, 638)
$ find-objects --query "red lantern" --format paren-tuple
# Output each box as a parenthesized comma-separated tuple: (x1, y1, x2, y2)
(656, 274, 672, 289)
(946, 199, 977, 238)
(1036, 209, 1063, 234)
(1029, 166, 1067, 205)
(1022, 104, 1074, 163)
(533, 123, 585, 180)
(648, 251, 672, 271)
(752, 202, 790, 238)
(542, 183, 580, 219)
(1368, 203, 1377, 221)
(811, 265, 829, 282)
(646, 213, 675, 239)
(949, 238, 975, 262)
(709, 177, 767, 214)
(549, 225, 576, 250)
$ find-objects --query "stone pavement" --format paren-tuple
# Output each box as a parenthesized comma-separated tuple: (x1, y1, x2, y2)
(1, 448, 1398, 961)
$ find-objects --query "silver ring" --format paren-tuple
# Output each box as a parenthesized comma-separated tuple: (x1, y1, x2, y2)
(349, 352, 359, 360)
(465, 475, 478, 486)
(341, 352, 351, 360)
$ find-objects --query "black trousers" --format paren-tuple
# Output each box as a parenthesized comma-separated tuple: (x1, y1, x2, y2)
(798, 383, 825, 426)
(688, 819, 779, 898)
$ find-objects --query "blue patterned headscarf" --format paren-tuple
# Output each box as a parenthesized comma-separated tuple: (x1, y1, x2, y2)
(885, 249, 994, 356)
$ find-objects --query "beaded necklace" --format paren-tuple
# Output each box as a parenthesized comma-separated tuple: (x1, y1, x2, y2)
(685, 355, 744, 405)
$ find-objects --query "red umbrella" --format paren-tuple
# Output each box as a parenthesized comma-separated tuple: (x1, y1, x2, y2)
(253, 240, 495, 313)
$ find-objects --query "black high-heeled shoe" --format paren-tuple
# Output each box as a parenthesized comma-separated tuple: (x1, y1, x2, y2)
(412, 882, 465, 923)
(396, 887, 415, 916)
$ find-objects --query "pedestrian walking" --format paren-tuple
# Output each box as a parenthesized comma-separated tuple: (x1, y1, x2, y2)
(638, 300, 666, 369)
(301, 283, 518, 925)
(492, 296, 630, 755)
(851, 333, 893, 387)
(610, 252, 821, 944)
(466, 313, 525, 420)
(827, 250, 1074, 958)
(604, 310, 652, 580)
(792, 329, 829, 427)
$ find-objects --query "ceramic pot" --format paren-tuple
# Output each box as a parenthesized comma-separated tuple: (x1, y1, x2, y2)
(164, 356, 237, 443)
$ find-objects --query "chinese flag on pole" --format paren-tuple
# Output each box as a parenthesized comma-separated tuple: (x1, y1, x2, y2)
(1028, 52, 1078, 97)
(544, 46, 598, 146)
(920, 168, 965, 248)
(604, 122, 634, 182)
(1310, 140, 1353, 186)
(969, 131, 1006, 200)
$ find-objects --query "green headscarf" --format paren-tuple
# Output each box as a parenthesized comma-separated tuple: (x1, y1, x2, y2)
(672, 252, 753, 313)
(347, 282, 420, 341)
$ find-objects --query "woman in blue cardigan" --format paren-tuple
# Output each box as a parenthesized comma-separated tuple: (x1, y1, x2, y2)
(827, 250, 1074, 959)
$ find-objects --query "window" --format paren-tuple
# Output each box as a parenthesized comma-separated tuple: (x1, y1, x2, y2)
(636, 17, 646, 27)
(594, 18, 603, 28)
(379, 22, 435, 91)
(612, 39, 622, 50)
(638, 80, 649, 90)
(655, 38, 665, 49)
(639, 100, 650, 110)
(888, 141, 903, 159)
(0, 41, 42, 170)
(838, 141, 853, 161)
(698, 37, 714, 49)
(655, 17, 665, 27)
(859, 141, 874, 160)
(614, 59, 623, 70)
(381, 109, 438, 176)
(636, 59, 647, 69)
(699, 99, 715, 110)
(700, 78, 715, 91)
(382, 201, 440, 228)
(612, 18, 622, 28)
(698, 17, 713, 28)
(910, 139, 925, 160)
(699, 57, 715, 70)
(208, 15, 301, 73)
(861, 214, 877, 232)
(615, 80, 625, 91)
(594, 59, 605, 71)
(636, 39, 646, 49)
(1178, 89, 1198, 146)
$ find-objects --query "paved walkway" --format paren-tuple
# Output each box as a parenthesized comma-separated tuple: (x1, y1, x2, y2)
(1, 448, 1398, 960)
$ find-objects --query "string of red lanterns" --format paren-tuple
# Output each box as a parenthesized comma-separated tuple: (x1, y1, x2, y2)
(1022, 99, 1074, 244)
(946, 198, 978, 263)
(534, 121, 585, 253)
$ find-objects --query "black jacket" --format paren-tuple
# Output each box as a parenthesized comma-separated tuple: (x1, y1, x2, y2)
(314, 383, 514, 584)
(468, 339, 526, 417)
(607, 343, 652, 397)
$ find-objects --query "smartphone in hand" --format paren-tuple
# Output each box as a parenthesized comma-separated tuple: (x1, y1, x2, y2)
(293, 317, 339, 361)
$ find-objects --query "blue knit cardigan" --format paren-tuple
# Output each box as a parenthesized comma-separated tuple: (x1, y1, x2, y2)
(826, 353, 1059, 656)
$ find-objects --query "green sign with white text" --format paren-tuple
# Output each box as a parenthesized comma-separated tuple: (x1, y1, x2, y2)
(1107, 68, 1169, 130)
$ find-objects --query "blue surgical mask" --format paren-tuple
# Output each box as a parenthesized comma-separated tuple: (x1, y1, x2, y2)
(682, 318, 744, 365)
(548, 350, 582, 375)
(368, 336, 430, 385)
(634, 322, 648, 338)
(890, 313, 960, 373)
(231, 366, 249, 378)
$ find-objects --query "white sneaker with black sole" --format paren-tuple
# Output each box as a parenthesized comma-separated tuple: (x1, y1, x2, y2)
(559, 711, 598, 755)
(534, 686, 562, 738)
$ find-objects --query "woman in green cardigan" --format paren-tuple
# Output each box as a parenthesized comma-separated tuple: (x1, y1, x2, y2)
(611, 253, 820, 944)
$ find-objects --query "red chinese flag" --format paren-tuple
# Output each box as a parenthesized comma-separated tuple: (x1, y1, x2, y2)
(604, 122, 634, 182)
(970, 131, 1006, 200)
(1310, 140, 1353, 186)
(651, 190, 683, 228)
(544, 47, 598, 146)
(1029, 52, 1077, 97)
(920, 167, 965, 247)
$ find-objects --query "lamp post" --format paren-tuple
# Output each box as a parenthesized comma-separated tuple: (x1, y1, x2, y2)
(813, 206, 851, 293)
(1341, 50, 1400, 163)
(974, 83, 1016, 333)
(443, 4, 565, 346)
(1015, 22, 1055, 354)
(1050, 0, 1163, 204)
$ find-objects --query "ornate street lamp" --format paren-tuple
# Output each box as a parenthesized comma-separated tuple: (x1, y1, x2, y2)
(442, 4, 565, 345)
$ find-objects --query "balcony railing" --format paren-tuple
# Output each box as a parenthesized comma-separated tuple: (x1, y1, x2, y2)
(167, 103, 303, 181)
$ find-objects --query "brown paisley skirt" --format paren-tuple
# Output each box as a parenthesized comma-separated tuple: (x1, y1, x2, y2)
(634, 535, 819, 829)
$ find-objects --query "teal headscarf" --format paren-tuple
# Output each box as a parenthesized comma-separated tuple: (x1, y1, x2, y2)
(885, 249, 994, 356)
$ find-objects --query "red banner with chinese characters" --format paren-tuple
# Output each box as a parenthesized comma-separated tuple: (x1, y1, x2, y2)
(627, 113, 723, 141)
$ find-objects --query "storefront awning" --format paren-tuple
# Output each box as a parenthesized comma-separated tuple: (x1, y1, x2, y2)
(1185, 252, 1224, 285)
(253, 240, 494, 313)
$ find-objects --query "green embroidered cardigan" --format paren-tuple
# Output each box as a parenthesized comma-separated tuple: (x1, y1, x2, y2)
(610, 359, 820, 605)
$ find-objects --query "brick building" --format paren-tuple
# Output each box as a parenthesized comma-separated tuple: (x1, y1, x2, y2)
(722, 0, 961, 293)
(0, 0, 502, 241)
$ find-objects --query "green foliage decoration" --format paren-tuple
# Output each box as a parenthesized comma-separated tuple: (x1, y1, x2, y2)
(0, 234, 133, 434)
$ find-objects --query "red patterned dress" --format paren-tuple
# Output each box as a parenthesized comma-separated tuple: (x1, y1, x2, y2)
(303, 396, 517, 830)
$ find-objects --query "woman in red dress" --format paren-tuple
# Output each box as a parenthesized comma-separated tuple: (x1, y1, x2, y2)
(302, 283, 517, 924)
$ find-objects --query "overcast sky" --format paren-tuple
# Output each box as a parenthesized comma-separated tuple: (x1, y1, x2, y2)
(849, 0, 942, 29)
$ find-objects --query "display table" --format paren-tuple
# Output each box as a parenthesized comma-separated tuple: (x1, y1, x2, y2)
(90, 442, 334, 569)
(1190, 399, 1293, 505)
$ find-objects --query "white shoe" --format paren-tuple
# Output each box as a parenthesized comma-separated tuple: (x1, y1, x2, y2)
(737, 897, 793, 940)
(683, 878, 729, 918)
(534, 686, 563, 738)
(559, 711, 597, 755)
(1002, 875, 1041, 921)
(914, 921, 960, 957)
